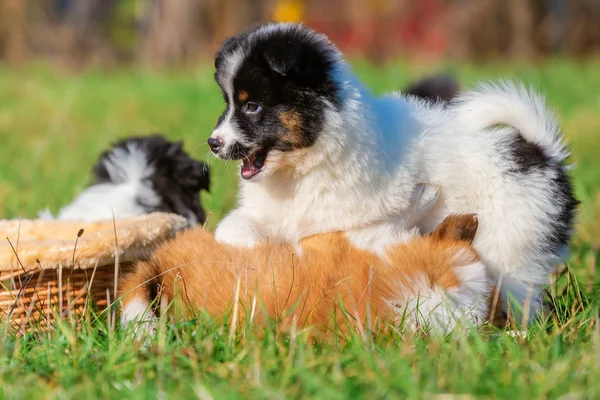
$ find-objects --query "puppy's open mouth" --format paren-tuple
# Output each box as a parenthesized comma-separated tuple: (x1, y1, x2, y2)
(241, 147, 270, 180)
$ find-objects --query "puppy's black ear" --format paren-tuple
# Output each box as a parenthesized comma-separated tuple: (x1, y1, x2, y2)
(263, 44, 296, 77)
(262, 37, 333, 88)
(177, 160, 210, 193)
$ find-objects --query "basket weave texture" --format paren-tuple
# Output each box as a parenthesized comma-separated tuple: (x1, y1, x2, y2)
(0, 212, 187, 331)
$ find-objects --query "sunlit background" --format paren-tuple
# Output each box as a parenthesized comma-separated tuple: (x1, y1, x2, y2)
(1, 0, 599, 67)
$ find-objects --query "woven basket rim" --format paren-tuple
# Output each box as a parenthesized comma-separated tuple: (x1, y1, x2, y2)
(0, 212, 187, 272)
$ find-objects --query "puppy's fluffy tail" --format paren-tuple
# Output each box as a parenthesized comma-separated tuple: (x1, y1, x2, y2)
(119, 261, 159, 337)
(452, 81, 568, 164)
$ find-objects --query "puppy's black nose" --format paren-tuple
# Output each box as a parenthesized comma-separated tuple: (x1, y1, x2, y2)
(208, 137, 223, 152)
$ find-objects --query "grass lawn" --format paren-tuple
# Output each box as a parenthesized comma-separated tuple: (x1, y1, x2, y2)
(0, 60, 600, 398)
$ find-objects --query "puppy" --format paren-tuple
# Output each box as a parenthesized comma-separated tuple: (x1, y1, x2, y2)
(120, 214, 490, 337)
(40, 134, 210, 227)
(403, 74, 460, 102)
(207, 23, 576, 317)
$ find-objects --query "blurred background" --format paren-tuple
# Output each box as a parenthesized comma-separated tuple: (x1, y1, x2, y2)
(0, 0, 599, 68)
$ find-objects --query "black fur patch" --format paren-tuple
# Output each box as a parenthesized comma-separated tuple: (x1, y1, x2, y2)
(507, 131, 578, 254)
(404, 75, 460, 103)
(508, 133, 550, 174)
(548, 167, 578, 254)
(93, 134, 210, 224)
(213, 23, 341, 159)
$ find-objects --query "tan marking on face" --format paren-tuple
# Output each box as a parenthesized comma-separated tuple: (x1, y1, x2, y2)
(238, 90, 248, 102)
(279, 110, 304, 148)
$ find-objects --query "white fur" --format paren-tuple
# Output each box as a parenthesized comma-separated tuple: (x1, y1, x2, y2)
(221, 48, 246, 98)
(211, 111, 246, 159)
(451, 262, 493, 325)
(214, 208, 261, 247)
(386, 261, 490, 335)
(451, 82, 567, 163)
(40, 143, 160, 222)
(120, 296, 158, 341)
(214, 34, 570, 319)
(346, 183, 441, 258)
(209, 48, 248, 158)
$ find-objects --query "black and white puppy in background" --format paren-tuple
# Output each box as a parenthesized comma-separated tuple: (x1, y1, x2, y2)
(207, 23, 576, 318)
(40, 134, 210, 227)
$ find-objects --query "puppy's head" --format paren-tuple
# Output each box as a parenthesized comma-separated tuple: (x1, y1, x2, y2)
(209, 23, 342, 181)
(93, 134, 210, 225)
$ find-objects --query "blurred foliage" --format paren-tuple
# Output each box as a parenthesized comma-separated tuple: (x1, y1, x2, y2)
(274, 0, 304, 23)
(108, 0, 138, 53)
(0, 0, 599, 68)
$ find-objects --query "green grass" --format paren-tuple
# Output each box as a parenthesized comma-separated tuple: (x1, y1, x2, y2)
(1, 59, 600, 398)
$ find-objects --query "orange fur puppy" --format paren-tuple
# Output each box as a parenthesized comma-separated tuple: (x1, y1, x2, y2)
(120, 214, 491, 337)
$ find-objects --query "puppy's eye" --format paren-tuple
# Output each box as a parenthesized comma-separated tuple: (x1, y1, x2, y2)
(244, 102, 262, 114)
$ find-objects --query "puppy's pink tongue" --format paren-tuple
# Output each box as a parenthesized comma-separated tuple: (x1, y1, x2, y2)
(241, 159, 260, 179)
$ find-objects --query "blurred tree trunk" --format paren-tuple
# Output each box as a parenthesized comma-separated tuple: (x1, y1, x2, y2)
(567, 0, 600, 56)
(141, 0, 205, 67)
(0, 0, 29, 64)
(139, 0, 249, 66)
(507, 0, 535, 60)
(444, 0, 475, 60)
(54, 0, 116, 68)
(208, 0, 243, 45)
(445, 0, 500, 60)
(367, 0, 406, 64)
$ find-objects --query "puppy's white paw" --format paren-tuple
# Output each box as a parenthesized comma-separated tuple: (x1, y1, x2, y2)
(214, 211, 260, 248)
(120, 297, 158, 349)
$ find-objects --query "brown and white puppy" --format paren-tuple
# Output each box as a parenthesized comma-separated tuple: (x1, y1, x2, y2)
(120, 214, 490, 338)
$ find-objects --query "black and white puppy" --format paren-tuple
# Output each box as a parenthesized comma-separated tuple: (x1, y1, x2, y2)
(41, 134, 210, 227)
(208, 23, 576, 317)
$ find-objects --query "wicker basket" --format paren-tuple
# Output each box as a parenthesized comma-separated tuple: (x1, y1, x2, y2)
(0, 212, 187, 332)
